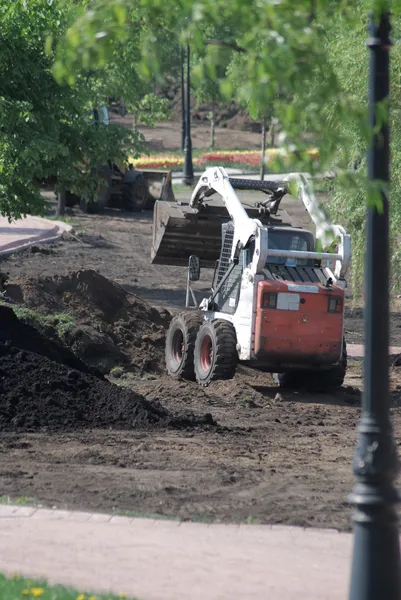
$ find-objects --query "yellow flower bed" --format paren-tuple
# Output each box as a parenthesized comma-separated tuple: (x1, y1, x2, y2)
(129, 155, 184, 169)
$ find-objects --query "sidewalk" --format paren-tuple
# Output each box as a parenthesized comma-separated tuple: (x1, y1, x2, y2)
(0, 216, 71, 257)
(0, 505, 352, 600)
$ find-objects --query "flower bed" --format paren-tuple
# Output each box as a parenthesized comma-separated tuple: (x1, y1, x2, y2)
(129, 148, 319, 170)
(198, 151, 262, 167)
(129, 155, 184, 169)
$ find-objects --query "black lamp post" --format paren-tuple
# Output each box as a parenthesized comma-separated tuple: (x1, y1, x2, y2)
(180, 45, 186, 153)
(349, 11, 401, 600)
(183, 43, 194, 186)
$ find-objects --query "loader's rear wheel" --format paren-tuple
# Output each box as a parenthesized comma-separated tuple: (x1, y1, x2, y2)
(165, 312, 203, 380)
(275, 341, 347, 391)
(122, 176, 149, 212)
(194, 319, 238, 386)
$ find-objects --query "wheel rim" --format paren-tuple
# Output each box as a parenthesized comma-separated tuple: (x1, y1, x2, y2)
(200, 334, 213, 372)
(135, 182, 147, 207)
(172, 329, 184, 367)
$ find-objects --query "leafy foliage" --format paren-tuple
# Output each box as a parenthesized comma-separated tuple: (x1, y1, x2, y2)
(319, 0, 401, 292)
(56, 0, 401, 289)
(0, 0, 172, 219)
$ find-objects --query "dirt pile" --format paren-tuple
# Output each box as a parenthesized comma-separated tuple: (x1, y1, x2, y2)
(165, 84, 260, 131)
(0, 305, 102, 378)
(0, 309, 215, 432)
(5, 270, 170, 375)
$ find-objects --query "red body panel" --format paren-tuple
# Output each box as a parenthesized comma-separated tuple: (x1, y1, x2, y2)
(254, 280, 344, 365)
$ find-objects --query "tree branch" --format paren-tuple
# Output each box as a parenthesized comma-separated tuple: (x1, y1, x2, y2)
(204, 39, 247, 53)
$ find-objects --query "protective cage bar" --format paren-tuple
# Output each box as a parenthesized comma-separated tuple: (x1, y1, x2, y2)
(227, 178, 287, 192)
(266, 248, 341, 262)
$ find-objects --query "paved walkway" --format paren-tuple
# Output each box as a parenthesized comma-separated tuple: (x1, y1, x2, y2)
(0, 505, 352, 600)
(0, 216, 71, 257)
(348, 343, 401, 357)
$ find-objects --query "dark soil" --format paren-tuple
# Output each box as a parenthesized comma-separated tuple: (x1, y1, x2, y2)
(5, 269, 170, 374)
(0, 314, 214, 433)
(1, 129, 401, 529)
(0, 305, 102, 378)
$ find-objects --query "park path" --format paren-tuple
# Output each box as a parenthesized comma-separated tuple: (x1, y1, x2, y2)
(0, 215, 71, 257)
(0, 504, 352, 600)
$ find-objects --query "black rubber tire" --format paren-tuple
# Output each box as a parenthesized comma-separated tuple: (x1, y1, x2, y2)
(194, 319, 238, 386)
(65, 190, 80, 208)
(323, 340, 347, 389)
(97, 182, 112, 209)
(275, 341, 347, 391)
(122, 176, 149, 212)
(165, 312, 203, 380)
(82, 199, 99, 214)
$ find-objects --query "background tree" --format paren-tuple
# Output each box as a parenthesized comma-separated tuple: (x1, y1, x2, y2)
(316, 0, 401, 292)
(56, 0, 401, 288)
(192, 34, 233, 149)
(0, 0, 170, 219)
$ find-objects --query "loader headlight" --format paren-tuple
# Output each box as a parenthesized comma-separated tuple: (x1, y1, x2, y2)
(262, 292, 277, 309)
(328, 296, 343, 313)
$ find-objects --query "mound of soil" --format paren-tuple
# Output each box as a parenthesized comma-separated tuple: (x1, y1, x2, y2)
(165, 84, 260, 131)
(0, 305, 102, 379)
(0, 339, 215, 433)
(5, 270, 171, 375)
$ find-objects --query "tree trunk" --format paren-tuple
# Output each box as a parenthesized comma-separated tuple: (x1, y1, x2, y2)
(260, 116, 267, 180)
(210, 101, 216, 149)
(56, 187, 66, 218)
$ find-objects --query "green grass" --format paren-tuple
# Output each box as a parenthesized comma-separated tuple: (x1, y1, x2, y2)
(0, 574, 136, 600)
(46, 215, 73, 225)
(11, 307, 76, 340)
(0, 495, 256, 527)
(159, 161, 258, 173)
(0, 496, 36, 506)
(109, 366, 125, 378)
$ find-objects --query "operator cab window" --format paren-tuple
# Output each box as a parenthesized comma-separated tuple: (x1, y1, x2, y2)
(267, 231, 313, 267)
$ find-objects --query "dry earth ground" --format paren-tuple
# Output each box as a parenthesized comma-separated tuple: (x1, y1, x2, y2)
(1, 123, 401, 531)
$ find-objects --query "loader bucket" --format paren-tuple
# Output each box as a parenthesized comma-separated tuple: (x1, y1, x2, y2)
(151, 200, 288, 268)
(151, 201, 225, 268)
(140, 169, 174, 204)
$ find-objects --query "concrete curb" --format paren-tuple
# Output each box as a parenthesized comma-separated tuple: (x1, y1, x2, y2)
(0, 216, 72, 258)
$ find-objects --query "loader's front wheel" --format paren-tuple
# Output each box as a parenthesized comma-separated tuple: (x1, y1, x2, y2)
(122, 176, 149, 212)
(165, 312, 203, 380)
(194, 319, 238, 386)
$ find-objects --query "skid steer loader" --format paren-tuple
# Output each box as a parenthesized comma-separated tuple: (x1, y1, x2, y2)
(65, 162, 174, 213)
(152, 167, 351, 389)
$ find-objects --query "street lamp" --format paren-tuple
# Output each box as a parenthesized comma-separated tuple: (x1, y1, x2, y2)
(183, 43, 194, 186)
(180, 45, 186, 153)
(348, 11, 401, 600)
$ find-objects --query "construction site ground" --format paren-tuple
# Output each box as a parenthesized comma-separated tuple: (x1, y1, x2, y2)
(2, 150, 401, 533)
